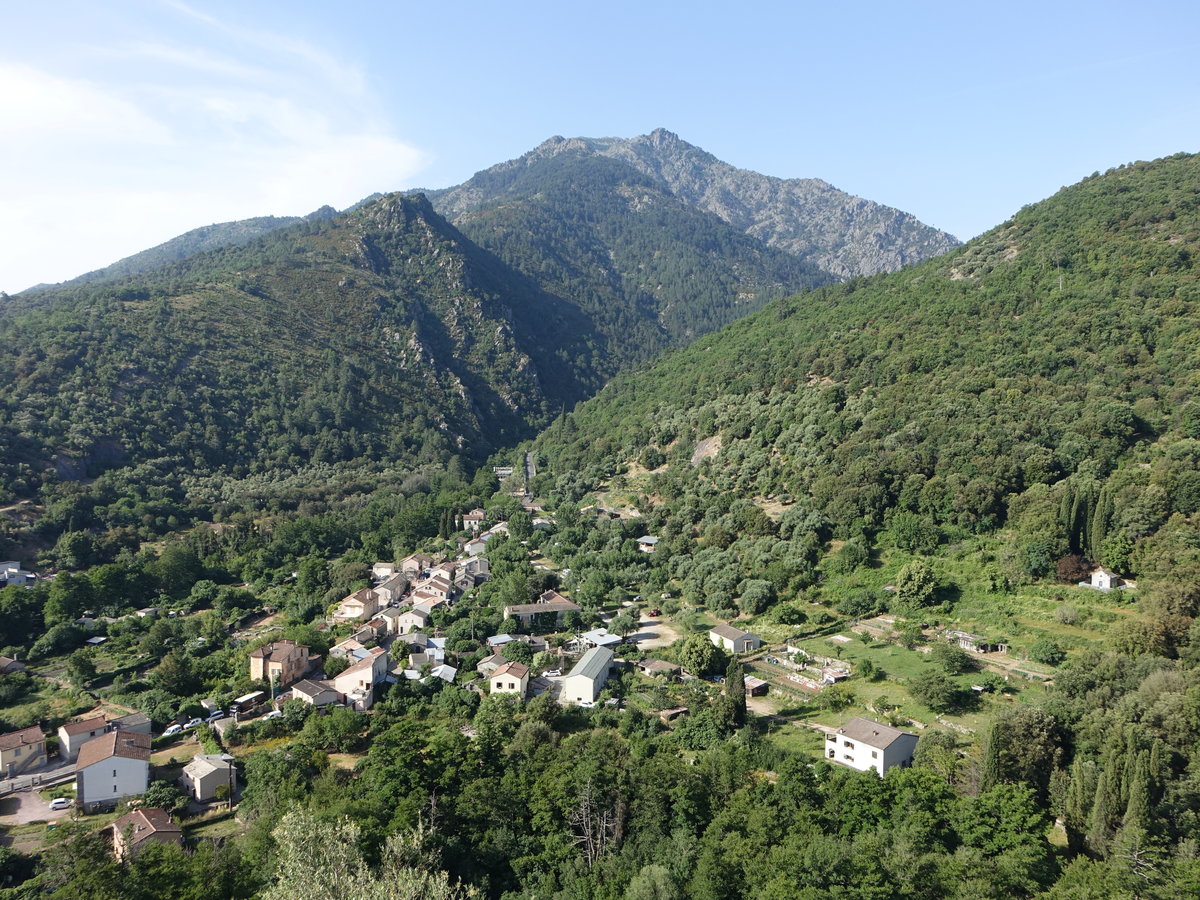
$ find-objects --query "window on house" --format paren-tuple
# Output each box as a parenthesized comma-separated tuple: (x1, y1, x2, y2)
(844, 741, 854, 749)
(871, 751, 878, 759)
(113, 769, 117, 777)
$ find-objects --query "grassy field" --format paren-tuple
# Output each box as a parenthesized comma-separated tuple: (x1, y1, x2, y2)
(184, 809, 245, 840)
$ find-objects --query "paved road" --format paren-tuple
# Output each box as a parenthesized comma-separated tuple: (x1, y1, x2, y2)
(525, 451, 536, 483)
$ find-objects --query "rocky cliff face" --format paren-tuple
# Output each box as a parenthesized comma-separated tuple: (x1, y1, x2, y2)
(437, 129, 959, 279)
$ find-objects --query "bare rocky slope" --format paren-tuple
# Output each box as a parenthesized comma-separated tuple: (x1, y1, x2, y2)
(433, 128, 960, 278)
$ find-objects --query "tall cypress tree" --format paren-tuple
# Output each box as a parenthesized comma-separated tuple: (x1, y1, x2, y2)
(1122, 752, 1151, 831)
(1088, 766, 1120, 854)
(726, 658, 746, 729)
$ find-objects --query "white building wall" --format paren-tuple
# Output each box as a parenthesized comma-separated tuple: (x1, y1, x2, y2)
(77, 758, 149, 806)
(826, 734, 918, 775)
(562, 670, 607, 704)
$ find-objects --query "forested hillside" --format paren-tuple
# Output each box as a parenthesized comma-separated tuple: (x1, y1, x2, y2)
(537, 152, 1200, 566)
(0, 194, 598, 519)
(437, 151, 831, 357)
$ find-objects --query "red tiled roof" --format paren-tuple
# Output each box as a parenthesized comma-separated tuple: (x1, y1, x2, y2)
(492, 661, 530, 680)
(60, 716, 107, 736)
(76, 731, 151, 769)
(0, 725, 43, 752)
(113, 808, 182, 848)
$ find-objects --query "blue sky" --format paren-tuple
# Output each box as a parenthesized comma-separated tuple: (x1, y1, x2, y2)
(3, 0, 1199, 293)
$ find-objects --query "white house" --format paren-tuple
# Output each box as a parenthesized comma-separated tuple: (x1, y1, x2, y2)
(399, 553, 436, 579)
(378, 606, 404, 635)
(490, 661, 530, 698)
(0, 562, 35, 588)
(291, 679, 340, 708)
(372, 562, 398, 582)
(1090, 567, 1124, 591)
(57, 716, 110, 762)
(179, 753, 236, 802)
(333, 587, 380, 622)
(76, 731, 151, 810)
(561, 646, 613, 705)
(824, 717, 919, 775)
(329, 647, 389, 710)
(709, 624, 762, 654)
(373, 573, 409, 604)
(394, 606, 431, 635)
(579, 628, 622, 649)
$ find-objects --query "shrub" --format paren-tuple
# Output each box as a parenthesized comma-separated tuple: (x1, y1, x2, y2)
(1028, 638, 1066, 666)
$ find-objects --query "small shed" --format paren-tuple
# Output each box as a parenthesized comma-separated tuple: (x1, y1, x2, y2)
(743, 675, 769, 697)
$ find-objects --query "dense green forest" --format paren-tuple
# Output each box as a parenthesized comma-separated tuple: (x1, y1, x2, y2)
(535, 152, 1200, 590)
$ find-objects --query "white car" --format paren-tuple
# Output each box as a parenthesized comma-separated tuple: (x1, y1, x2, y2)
(543, 669, 561, 678)
(578, 700, 595, 708)
(262, 710, 283, 720)
(48, 797, 72, 810)
(205, 710, 225, 723)
(183, 718, 203, 730)
(162, 724, 182, 737)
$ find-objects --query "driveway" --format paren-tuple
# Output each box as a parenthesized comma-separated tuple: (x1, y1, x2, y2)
(628, 618, 682, 649)
(0, 790, 65, 825)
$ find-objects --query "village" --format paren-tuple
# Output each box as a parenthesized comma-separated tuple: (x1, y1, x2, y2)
(0, 471, 1143, 866)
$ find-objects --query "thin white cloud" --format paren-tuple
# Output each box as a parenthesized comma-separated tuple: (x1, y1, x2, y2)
(163, 0, 368, 101)
(0, 63, 173, 146)
(0, 8, 428, 293)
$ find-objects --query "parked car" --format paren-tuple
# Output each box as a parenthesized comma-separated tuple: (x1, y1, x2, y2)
(646, 608, 661, 617)
(543, 669, 561, 678)
(162, 724, 182, 737)
(183, 718, 203, 730)
(205, 710, 225, 723)
(48, 797, 72, 810)
(578, 700, 595, 708)
(262, 710, 283, 720)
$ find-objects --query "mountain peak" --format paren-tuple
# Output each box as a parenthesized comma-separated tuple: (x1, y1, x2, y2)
(646, 127, 682, 145)
(453, 130, 959, 278)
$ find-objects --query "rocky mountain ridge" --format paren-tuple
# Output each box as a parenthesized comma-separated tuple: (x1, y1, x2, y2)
(434, 128, 960, 278)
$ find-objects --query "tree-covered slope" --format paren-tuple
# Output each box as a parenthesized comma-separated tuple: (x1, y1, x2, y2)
(0, 194, 607, 501)
(432, 151, 831, 361)
(534, 152, 1200, 597)
(433, 129, 961, 278)
(10, 207, 339, 303)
